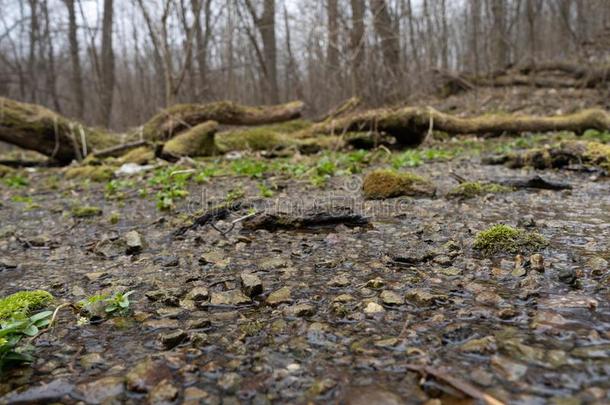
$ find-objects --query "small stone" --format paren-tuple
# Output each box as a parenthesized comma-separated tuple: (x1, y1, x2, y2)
(333, 294, 355, 303)
(491, 355, 527, 382)
(184, 387, 209, 403)
(155, 255, 180, 267)
(148, 379, 179, 404)
(308, 378, 337, 396)
(187, 287, 209, 301)
(511, 266, 527, 277)
(84, 272, 107, 282)
(432, 255, 452, 266)
(266, 286, 292, 306)
(0, 258, 17, 269)
(217, 372, 242, 393)
(475, 291, 503, 307)
(363, 302, 385, 314)
(374, 338, 399, 348)
(459, 336, 497, 354)
(341, 385, 406, 405)
(187, 317, 211, 329)
(405, 289, 445, 306)
(239, 272, 263, 297)
(380, 290, 404, 306)
(365, 277, 384, 289)
(210, 290, 251, 306)
(159, 329, 188, 349)
(75, 376, 124, 404)
(124, 230, 144, 254)
(329, 274, 350, 287)
(80, 353, 105, 370)
(284, 303, 316, 317)
(587, 256, 608, 275)
(530, 254, 545, 272)
(558, 268, 577, 285)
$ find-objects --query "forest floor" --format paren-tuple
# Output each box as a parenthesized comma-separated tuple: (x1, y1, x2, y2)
(0, 87, 609, 404)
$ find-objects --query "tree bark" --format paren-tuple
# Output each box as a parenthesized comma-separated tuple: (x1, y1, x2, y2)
(305, 106, 610, 147)
(63, 0, 85, 119)
(99, 0, 115, 127)
(349, 0, 365, 97)
(369, 0, 401, 77)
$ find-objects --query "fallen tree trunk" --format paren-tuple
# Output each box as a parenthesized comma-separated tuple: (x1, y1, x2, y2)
(305, 107, 610, 146)
(436, 62, 609, 95)
(0, 97, 304, 162)
(0, 97, 116, 163)
(141, 100, 305, 141)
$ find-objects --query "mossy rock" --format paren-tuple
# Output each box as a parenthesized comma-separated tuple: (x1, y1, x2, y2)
(362, 169, 435, 200)
(65, 165, 114, 182)
(447, 182, 512, 199)
(0, 164, 14, 178)
(118, 146, 156, 165)
(72, 205, 103, 218)
(473, 224, 547, 256)
(504, 140, 610, 171)
(162, 121, 218, 157)
(0, 290, 54, 320)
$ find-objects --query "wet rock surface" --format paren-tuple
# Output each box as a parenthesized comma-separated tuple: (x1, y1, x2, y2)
(1, 132, 610, 404)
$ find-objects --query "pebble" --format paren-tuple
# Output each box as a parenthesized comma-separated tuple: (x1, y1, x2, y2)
(530, 254, 545, 272)
(187, 286, 209, 301)
(148, 379, 179, 404)
(125, 359, 172, 392)
(124, 230, 144, 254)
(379, 290, 404, 306)
(210, 290, 251, 305)
(329, 274, 350, 287)
(363, 302, 385, 314)
(266, 286, 292, 305)
(240, 272, 263, 297)
(284, 303, 316, 317)
(75, 376, 124, 404)
(159, 329, 188, 349)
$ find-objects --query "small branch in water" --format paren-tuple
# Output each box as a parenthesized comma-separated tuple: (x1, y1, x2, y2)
(403, 363, 505, 405)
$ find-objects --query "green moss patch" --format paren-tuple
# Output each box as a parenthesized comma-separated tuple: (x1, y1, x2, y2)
(118, 146, 156, 165)
(162, 121, 218, 157)
(72, 205, 103, 218)
(447, 182, 512, 199)
(0, 290, 53, 320)
(362, 169, 435, 200)
(65, 165, 114, 182)
(0, 165, 14, 178)
(216, 120, 310, 152)
(473, 224, 547, 256)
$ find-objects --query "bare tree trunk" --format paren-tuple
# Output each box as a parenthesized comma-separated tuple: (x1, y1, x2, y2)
(99, 0, 115, 127)
(327, 0, 339, 76)
(27, 0, 39, 103)
(259, 0, 279, 104)
(349, 0, 365, 97)
(369, 0, 401, 77)
(440, 0, 449, 70)
(491, 0, 509, 69)
(63, 0, 84, 119)
(41, 0, 61, 113)
(194, 0, 212, 100)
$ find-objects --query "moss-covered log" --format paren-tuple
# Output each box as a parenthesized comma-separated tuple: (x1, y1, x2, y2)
(305, 107, 610, 147)
(141, 100, 305, 141)
(161, 121, 218, 158)
(0, 97, 116, 163)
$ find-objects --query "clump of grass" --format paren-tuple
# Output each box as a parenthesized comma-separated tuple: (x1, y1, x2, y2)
(0, 290, 53, 320)
(447, 181, 512, 199)
(72, 205, 102, 218)
(149, 167, 192, 210)
(3, 174, 29, 188)
(226, 185, 246, 202)
(473, 224, 547, 256)
(231, 158, 268, 178)
(362, 169, 435, 199)
(257, 182, 275, 198)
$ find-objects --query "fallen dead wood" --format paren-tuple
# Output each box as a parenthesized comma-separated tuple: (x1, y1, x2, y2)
(305, 107, 610, 146)
(0, 96, 304, 162)
(436, 61, 609, 95)
(141, 100, 305, 140)
(92, 140, 152, 159)
(0, 96, 116, 163)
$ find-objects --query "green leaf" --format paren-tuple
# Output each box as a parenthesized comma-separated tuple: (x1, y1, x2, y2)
(29, 311, 53, 323)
